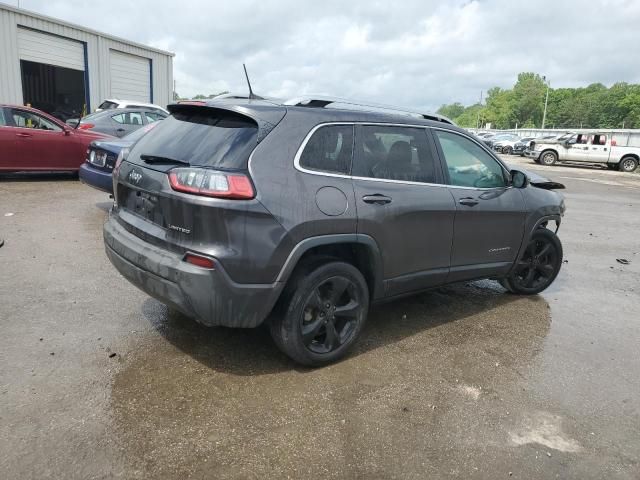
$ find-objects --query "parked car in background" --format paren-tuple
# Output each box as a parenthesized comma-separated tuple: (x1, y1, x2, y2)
(527, 132, 640, 172)
(76, 108, 167, 138)
(511, 137, 536, 155)
(96, 99, 169, 115)
(103, 96, 566, 366)
(66, 100, 170, 128)
(0, 104, 112, 173)
(493, 135, 526, 154)
(514, 135, 558, 156)
(486, 133, 520, 150)
(79, 122, 158, 193)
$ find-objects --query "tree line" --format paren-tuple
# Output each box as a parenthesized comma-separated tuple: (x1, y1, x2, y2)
(437, 73, 640, 130)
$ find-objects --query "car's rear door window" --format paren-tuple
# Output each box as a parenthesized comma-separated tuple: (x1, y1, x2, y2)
(433, 130, 507, 188)
(352, 125, 437, 183)
(299, 125, 354, 174)
(112, 112, 143, 125)
(128, 107, 259, 170)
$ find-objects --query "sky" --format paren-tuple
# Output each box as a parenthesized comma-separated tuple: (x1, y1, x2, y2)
(8, 0, 640, 111)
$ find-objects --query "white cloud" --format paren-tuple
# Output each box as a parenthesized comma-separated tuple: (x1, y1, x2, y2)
(15, 0, 640, 110)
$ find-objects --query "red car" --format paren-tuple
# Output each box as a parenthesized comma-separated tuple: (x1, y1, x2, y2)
(0, 104, 113, 172)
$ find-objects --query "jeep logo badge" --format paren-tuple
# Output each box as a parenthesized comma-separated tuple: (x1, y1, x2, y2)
(128, 169, 143, 185)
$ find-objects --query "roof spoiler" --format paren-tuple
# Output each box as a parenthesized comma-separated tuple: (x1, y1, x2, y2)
(167, 102, 286, 142)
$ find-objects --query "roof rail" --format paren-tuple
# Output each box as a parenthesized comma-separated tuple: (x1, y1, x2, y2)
(283, 95, 454, 125)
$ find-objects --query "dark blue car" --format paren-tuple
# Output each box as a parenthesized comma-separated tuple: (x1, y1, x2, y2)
(79, 123, 158, 193)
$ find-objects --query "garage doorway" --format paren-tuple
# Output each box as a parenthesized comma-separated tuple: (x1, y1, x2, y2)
(20, 60, 86, 122)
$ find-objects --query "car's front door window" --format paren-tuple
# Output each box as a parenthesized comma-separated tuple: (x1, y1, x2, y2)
(434, 130, 507, 188)
(11, 109, 62, 132)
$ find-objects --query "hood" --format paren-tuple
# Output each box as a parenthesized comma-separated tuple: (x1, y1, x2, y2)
(509, 165, 565, 190)
(75, 129, 114, 140)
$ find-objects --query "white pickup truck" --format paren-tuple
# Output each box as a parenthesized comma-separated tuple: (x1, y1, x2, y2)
(526, 132, 639, 172)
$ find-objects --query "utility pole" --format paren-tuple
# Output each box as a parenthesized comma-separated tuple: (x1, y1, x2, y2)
(541, 76, 550, 129)
(476, 90, 483, 129)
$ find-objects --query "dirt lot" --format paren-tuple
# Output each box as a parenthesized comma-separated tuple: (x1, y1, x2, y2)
(1, 157, 639, 479)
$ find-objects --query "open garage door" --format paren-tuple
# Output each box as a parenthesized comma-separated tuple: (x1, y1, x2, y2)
(109, 50, 151, 102)
(17, 27, 87, 121)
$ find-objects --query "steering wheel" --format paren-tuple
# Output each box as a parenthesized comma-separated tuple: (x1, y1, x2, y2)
(473, 174, 497, 188)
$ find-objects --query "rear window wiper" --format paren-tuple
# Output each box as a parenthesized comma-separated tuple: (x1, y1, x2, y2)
(140, 154, 190, 165)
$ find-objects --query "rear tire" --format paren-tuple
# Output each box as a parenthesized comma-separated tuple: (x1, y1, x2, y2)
(501, 228, 563, 295)
(270, 261, 369, 367)
(619, 156, 638, 173)
(540, 150, 558, 166)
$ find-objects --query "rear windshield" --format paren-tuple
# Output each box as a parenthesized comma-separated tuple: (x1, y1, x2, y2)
(128, 107, 258, 170)
(98, 101, 118, 110)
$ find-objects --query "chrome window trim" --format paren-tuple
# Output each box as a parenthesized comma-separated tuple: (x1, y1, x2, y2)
(292, 121, 510, 191)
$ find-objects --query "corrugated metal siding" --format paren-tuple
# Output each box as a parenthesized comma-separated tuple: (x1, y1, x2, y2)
(0, 5, 174, 110)
(17, 27, 85, 71)
(109, 50, 151, 101)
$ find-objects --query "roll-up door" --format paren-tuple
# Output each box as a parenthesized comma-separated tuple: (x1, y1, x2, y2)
(17, 27, 85, 71)
(109, 50, 151, 102)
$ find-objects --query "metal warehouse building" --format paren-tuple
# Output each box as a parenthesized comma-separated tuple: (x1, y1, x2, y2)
(0, 3, 174, 121)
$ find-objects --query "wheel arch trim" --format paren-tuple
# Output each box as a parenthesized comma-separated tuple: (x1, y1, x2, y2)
(507, 214, 562, 276)
(275, 234, 384, 299)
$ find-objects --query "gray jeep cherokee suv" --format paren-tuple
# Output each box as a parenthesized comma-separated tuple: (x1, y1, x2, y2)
(104, 97, 566, 366)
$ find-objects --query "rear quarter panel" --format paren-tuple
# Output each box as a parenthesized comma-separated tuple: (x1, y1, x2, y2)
(249, 111, 358, 275)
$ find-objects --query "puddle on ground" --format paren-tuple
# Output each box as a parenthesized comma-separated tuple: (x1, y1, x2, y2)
(110, 281, 553, 479)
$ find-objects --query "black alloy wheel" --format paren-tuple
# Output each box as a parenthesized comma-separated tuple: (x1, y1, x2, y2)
(500, 228, 563, 295)
(301, 276, 361, 354)
(270, 261, 369, 366)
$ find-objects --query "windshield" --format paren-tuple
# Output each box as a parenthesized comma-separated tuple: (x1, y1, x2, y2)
(98, 101, 118, 110)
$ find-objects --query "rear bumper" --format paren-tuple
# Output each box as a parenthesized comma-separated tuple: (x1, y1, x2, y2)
(103, 214, 283, 328)
(79, 163, 113, 194)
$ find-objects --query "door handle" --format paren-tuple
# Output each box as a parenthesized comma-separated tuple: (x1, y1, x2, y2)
(362, 194, 392, 205)
(458, 197, 479, 207)
(16, 132, 32, 138)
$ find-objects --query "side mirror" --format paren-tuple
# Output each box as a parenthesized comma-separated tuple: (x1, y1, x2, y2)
(510, 169, 528, 188)
(63, 126, 72, 136)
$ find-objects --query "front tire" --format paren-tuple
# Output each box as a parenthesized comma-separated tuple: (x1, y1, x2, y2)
(619, 156, 638, 173)
(270, 261, 369, 367)
(503, 146, 513, 155)
(540, 150, 558, 166)
(500, 228, 563, 295)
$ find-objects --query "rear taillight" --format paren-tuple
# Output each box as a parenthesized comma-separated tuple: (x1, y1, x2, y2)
(112, 148, 129, 204)
(78, 123, 95, 130)
(168, 168, 255, 199)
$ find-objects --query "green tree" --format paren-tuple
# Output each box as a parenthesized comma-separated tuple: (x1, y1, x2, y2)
(441, 73, 640, 129)
(511, 72, 546, 127)
(437, 102, 465, 120)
